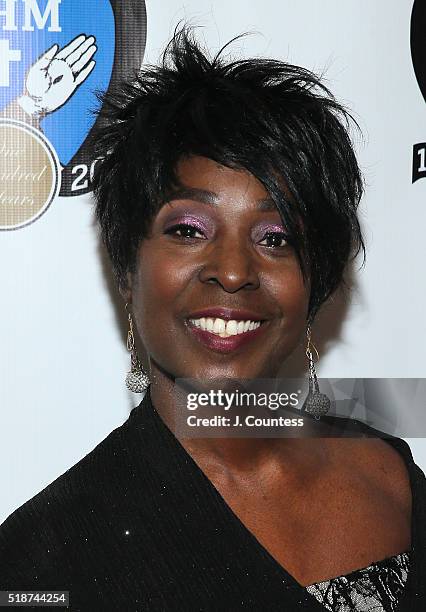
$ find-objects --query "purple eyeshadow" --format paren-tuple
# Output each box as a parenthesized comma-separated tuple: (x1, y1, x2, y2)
(253, 223, 287, 240)
(262, 224, 286, 232)
(163, 209, 286, 241)
(164, 214, 214, 236)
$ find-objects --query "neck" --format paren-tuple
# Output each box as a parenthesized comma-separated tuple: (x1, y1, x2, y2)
(148, 366, 331, 478)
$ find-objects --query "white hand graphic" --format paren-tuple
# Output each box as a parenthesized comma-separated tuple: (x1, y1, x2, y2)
(17, 35, 97, 117)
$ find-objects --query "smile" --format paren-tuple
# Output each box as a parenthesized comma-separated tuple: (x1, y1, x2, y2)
(185, 317, 267, 353)
(188, 317, 262, 338)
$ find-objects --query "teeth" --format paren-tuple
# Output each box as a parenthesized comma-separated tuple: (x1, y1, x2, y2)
(188, 317, 262, 337)
(226, 320, 237, 335)
(213, 318, 225, 334)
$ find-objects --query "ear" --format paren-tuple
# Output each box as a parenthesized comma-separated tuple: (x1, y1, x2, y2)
(119, 272, 133, 305)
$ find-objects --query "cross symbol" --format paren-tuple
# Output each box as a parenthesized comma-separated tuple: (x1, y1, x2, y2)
(0, 39, 21, 86)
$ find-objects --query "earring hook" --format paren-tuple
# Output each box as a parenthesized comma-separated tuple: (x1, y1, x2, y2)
(306, 326, 320, 362)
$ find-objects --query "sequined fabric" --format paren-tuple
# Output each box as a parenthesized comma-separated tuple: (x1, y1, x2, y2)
(306, 551, 410, 612)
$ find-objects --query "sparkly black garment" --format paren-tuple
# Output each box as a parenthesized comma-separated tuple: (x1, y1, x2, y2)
(0, 389, 425, 611)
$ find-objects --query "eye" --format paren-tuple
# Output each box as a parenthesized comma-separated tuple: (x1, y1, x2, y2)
(164, 223, 206, 240)
(258, 231, 288, 248)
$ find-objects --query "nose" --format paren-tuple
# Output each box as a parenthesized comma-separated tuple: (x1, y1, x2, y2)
(197, 232, 260, 292)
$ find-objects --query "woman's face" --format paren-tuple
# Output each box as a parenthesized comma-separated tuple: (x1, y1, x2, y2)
(128, 156, 309, 383)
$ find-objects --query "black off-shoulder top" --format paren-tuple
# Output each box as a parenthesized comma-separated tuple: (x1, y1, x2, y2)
(0, 389, 425, 611)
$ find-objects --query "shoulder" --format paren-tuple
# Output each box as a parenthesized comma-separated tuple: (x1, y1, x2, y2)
(323, 414, 424, 483)
(0, 404, 151, 587)
(348, 436, 413, 515)
(325, 418, 426, 546)
(322, 416, 422, 522)
(347, 419, 426, 503)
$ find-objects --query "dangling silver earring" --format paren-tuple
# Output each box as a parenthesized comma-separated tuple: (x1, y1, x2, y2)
(301, 325, 330, 419)
(125, 304, 150, 393)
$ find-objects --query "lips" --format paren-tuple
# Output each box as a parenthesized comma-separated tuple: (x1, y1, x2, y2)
(184, 318, 268, 354)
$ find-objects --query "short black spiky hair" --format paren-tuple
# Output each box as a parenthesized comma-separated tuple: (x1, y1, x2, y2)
(92, 26, 365, 322)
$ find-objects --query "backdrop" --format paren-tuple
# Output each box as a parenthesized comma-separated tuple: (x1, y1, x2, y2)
(1, 0, 425, 522)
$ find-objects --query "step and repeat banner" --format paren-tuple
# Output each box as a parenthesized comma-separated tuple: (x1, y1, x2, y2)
(0, 0, 425, 521)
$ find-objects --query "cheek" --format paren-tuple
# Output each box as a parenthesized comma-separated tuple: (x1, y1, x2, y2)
(268, 264, 310, 343)
(270, 259, 309, 312)
(130, 244, 191, 340)
(281, 276, 309, 316)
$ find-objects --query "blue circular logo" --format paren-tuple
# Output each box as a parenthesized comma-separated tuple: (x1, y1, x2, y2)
(0, 0, 146, 201)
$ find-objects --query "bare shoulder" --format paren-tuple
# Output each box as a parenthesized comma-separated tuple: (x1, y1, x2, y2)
(356, 437, 411, 509)
(330, 436, 412, 518)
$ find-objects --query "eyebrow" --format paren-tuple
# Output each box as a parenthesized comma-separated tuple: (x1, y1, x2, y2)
(163, 187, 279, 212)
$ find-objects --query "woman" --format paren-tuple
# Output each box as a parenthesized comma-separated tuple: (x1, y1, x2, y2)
(1, 28, 425, 611)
